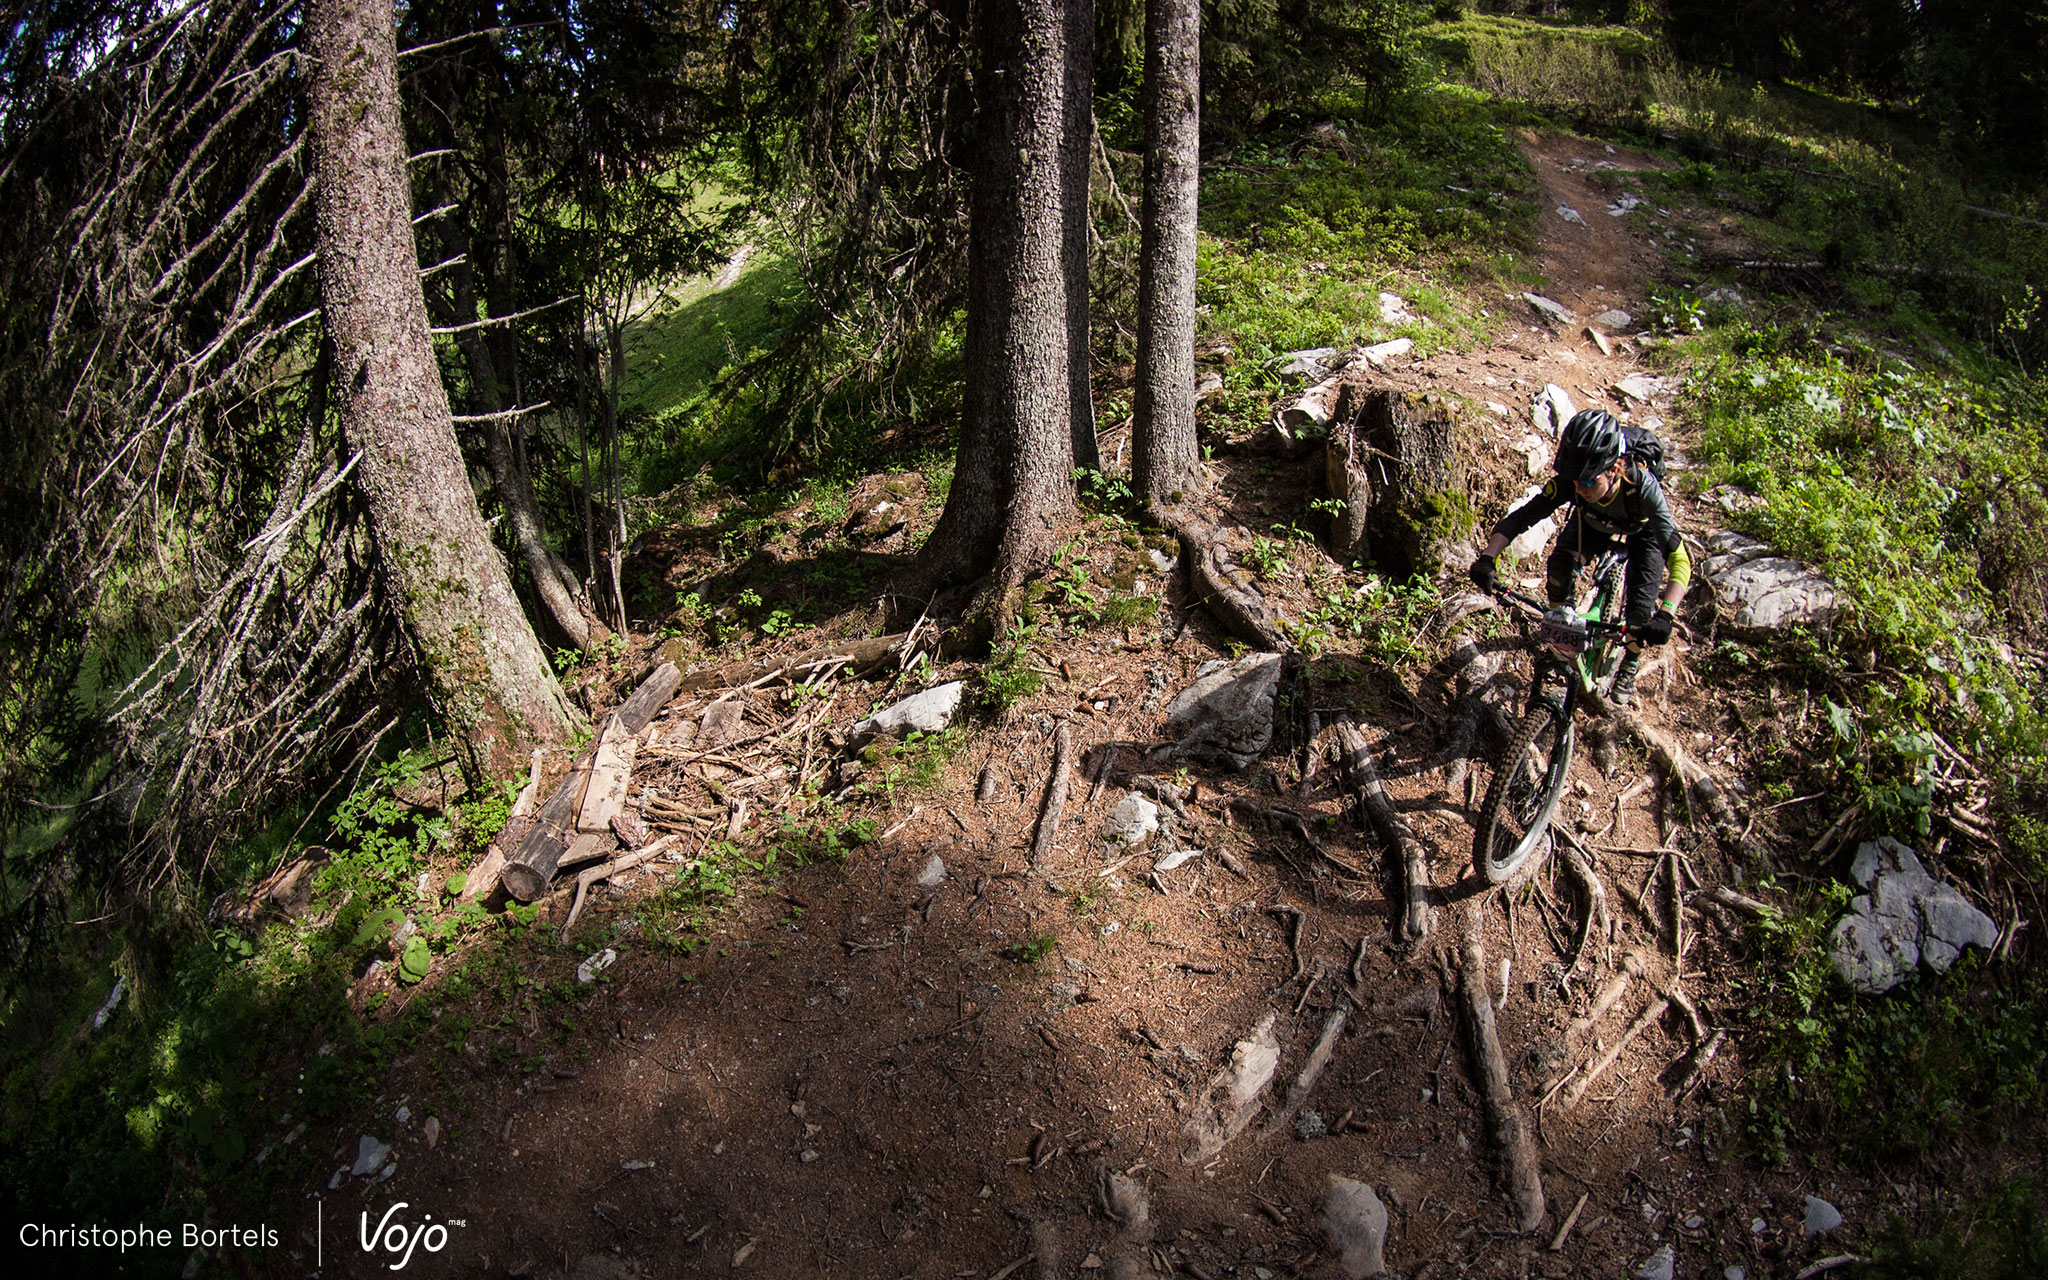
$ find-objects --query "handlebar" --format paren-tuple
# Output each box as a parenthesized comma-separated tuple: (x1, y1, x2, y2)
(1490, 587, 1636, 638)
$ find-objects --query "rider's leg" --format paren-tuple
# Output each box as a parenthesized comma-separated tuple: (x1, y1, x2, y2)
(1611, 539, 1669, 704)
(1544, 520, 1587, 607)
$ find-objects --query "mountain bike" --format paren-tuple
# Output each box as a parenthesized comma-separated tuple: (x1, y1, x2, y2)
(1472, 549, 1633, 885)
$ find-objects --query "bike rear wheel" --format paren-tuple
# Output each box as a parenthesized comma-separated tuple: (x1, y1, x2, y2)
(1473, 701, 1574, 884)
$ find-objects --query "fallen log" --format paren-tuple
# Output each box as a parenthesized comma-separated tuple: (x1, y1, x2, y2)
(502, 662, 681, 902)
(1333, 718, 1432, 944)
(1460, 911, 1546, 1233)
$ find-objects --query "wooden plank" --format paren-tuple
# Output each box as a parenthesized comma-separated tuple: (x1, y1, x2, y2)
(576, 718, 638, 833)
(501, 663, 681, 902)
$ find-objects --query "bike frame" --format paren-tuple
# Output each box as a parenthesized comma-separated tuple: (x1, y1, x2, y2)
(1480, 551, 1631, 876)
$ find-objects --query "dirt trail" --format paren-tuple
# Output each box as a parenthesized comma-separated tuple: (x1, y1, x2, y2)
(286, 134, 1873, 1280)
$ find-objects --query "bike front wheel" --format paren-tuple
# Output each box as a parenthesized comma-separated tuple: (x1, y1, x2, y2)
(1473, 701, 1574, 884)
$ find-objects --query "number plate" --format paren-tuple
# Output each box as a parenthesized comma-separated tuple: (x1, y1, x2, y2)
(1537, 607, 1590, 655)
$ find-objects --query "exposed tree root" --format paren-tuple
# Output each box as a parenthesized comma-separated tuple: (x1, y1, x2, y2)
(1459, 910, 1547, 1233)
(1598, 698, 1745, 849)
(1031, 724, 1074, 866)
(1334, 719, 1432, 944)
(1264, 994, 1350, 1137)
(1154, 509, 1292, 652)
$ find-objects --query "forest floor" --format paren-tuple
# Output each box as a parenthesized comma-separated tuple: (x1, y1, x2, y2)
(272, 132, 1911, 1280)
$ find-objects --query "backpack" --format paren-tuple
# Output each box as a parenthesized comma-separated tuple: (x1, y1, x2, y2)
(1622, 423, 1667, 482)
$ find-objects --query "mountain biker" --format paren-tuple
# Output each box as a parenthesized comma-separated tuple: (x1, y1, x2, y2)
(1466, 408, 1691, 705)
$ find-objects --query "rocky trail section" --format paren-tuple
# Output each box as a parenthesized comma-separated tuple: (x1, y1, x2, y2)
(278, 132, 1998, 1280)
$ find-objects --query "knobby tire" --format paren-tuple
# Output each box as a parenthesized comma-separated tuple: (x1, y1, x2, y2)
(1474, 700, 1572, 885)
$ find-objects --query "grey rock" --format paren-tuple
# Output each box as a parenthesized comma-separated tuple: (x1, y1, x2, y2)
(1724, 1268, 1748, 1280)
(1361, 338, 1414, 367)
(1706, 485, 1767, 514)
(1607, 194, 1646, 216)
(1316, 1175, 1388, 1278)
(1155, 848, 1203, 872)
(1272, 347, 1342, 381)
(394, 1104, 411, 1125)
(1195, 370, 1226, 402)
(1294, 1109, 1328, 1139)
(1147, 548, 1178, 573)
(1555, 204, 1590, 228)
(1534, 383, 1577, 436)
(917, 854, 946, 888)
(1708, 555, 1844, 632)
(1103, 794, 1162, 850)
(1160, 652, 1283, 769)
(423, 1116, 440, 1149)
(1636, 1243, 1676, 1280)
(1592, 309, 1635, 330)
(853, 680, 964, 740)
(1833, 837, 1999, 992)
(1614, 374, 1669, 404)
(576, 948, 618, 985)
(1524, 293, 1575, 326)
(1377, 292, 1413, 324)
(1804, 1196, 1843, 1236)
(350, 1134, 392, 1178)
(1699, 531, 1773, 579)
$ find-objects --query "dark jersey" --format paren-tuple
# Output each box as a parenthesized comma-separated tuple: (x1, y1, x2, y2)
(1491, 462, 1693, 587)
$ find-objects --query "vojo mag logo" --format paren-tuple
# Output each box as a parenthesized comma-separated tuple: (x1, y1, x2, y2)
(356, 1202, 463, 1271)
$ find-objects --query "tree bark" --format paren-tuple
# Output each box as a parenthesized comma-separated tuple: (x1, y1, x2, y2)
(306, 0, 577, 778)
(908, 0, 1075, 632)
(1355, 389, 1468, 582)
(1133, 0, 1202, 507)
(1062, 0, 1101, 474)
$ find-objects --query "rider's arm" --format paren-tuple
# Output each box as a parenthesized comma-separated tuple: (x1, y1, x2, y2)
(1636, 471, 1690, 611)
(1483, 480, 1569, 556)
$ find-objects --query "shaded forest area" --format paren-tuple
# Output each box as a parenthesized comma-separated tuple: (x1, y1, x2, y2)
(4, 1, 2048, 1277)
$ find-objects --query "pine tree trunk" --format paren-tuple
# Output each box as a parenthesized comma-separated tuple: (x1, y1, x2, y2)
(910, 0, 1075, 631)
(306, 0, 577, 778)
(1062, 0, 1101, 474)
(425, 156, 593, 652)
(1133, 0, 1202, 508)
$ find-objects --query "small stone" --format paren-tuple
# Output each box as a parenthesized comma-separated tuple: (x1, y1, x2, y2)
(1080, 1254, 1103, 1271)
(1555, 204, 1589, 228)
(1102, 794, 1161, 850)
(1316, 1176, 1387, 1278)
(1804, 1195, 1843, 1236)
(423, 1116, 440, 1149)
(577, 948, 618, 985)
(377, 1160, 397, 1182)
(1592, 309, 1634, 330)
(622, 1159, 655, 1171)
(1377, 291, 1413, 324)
(800, 1149, 820, 1164)
(328, 1168, 345, 1190)
(1685, 1215, 1705, 1230)
(1361, 338, 1414, 367)
(1724, 1268, 1747, 1280)
(918, 855, 946, 887)
(1524, 293, 1574, 326)
(852, 681, 965, 740)
(1636, 1243, 1675, 1280)
(1154, 848, 1202, 872)
(350, 1135, 391, 1178)
(1294, 1110, 1327, 1140)
(1750, 1217, 1767, 1235)
(1484, 400, 1509, 416)
(394, 1105, 411, 1125)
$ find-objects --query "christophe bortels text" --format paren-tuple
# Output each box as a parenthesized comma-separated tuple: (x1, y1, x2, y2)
(20, 1221, 280, 1252)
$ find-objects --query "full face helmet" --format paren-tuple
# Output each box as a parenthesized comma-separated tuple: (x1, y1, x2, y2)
(1555, 409, 1625, 487)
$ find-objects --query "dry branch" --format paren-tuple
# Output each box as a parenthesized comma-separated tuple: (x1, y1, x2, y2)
(1460, 912, 1546, 1232)
(559, 835, 679, 942)
(1562, 982, 1676, 1110)
(1264, 995, 1350, 1137)
(674, 634, 913, 694)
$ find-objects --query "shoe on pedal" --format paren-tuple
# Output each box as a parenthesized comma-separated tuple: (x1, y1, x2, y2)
(1608, 654, 1640, 705)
